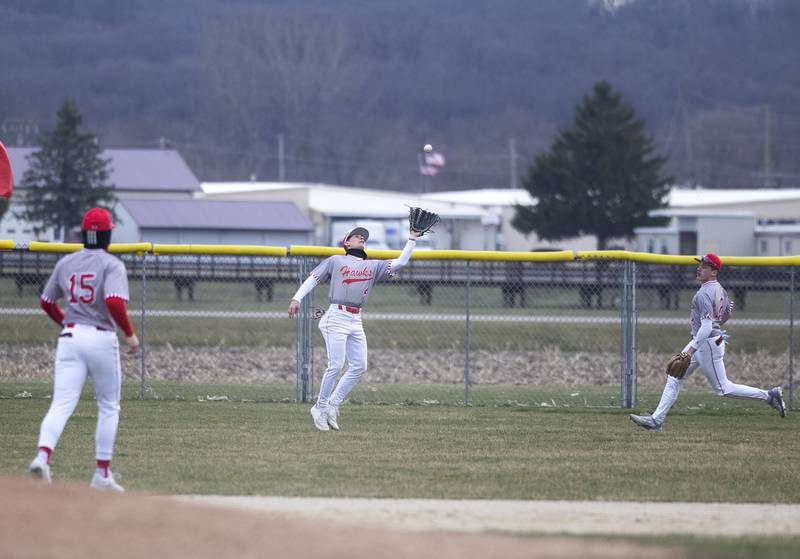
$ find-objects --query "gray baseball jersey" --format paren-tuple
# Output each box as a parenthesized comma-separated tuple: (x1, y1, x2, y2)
(41, 248, 130, 331)
(310, 255, 393, 308)
(690, 280, 731, 338)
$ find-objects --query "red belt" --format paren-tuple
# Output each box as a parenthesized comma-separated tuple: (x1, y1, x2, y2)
(64, 322, 109, 332)
(337, 305, 360, 314)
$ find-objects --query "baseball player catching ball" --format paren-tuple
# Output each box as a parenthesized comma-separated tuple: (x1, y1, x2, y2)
(630, 253, 786, 432)
(288, 226, 421, 431)
(28, 208, 139, 491)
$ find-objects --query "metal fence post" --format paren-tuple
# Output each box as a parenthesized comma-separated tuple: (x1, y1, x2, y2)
(139, 251, 147, 401)
(619, 261, 627, 408)
(296, 256, 313, 403)
(790, 266, 795, 409)
(464, 260, 471, 406)
(630, 261, 638, 408)
(619, 260, 635, 409)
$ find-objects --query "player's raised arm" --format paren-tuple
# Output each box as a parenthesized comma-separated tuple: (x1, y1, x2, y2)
(387, 230, 419, 275)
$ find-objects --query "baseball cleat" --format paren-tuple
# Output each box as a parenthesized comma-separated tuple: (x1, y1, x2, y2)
(28, 456, 52, 483)
(90, 471, 125, 493)
(310, 405, 330, 431)
(767, 387, 786, 418)
(327, 407, 340, 431)
(629, 413, 663, 433)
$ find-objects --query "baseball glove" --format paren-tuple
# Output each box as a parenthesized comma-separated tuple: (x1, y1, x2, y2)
(408, 206, 440, 236)
(665, 351, 691, 379)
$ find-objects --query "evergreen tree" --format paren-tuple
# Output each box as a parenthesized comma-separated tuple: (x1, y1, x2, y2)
(16, 100, 115, 241)
(512, 81, 671, 250)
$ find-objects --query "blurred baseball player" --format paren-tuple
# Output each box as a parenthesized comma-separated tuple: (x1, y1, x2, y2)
(630, 253, 786, 432)
(288, 226, 420, 431)
(28, 208, 139, 491)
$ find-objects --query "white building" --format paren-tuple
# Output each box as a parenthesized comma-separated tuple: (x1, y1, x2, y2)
(201, 182, 488, 250)
(420, 188, 609, 252)
(635, 188, 800, 256)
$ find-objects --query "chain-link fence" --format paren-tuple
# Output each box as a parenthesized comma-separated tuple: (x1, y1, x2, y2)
(0, 244, 795, 410)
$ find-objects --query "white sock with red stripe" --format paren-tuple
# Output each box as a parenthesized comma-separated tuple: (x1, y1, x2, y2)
(96, 459, 111, 478)
(37, 446, 52, 464)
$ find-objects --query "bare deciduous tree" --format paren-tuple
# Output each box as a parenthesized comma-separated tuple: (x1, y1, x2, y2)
(198, 10, 376, 184)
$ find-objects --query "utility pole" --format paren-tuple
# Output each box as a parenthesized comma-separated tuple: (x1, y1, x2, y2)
(763, 104, 773, 188)
(509, 137, 518, 189)
(681, 96, 694, 187)
(278, 133, 286, 182)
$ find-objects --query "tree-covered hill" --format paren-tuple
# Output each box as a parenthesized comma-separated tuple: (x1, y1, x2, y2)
(1, 0, 798, 190)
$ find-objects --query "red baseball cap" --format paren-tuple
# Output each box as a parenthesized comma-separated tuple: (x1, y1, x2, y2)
(695, 253, 722, 270)
(82, 207, 114, 232)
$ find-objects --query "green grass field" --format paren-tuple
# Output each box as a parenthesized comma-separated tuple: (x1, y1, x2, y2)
(2, 380, 798, 558)
(1, 380, 796, 501)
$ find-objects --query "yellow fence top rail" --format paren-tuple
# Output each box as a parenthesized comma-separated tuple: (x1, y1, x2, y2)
(290, 245, 575, 262)
(289, 246, 345, 257)
(152, 244, 287, 256)
(410, 249, 575, 262)
(577, 250, 800, 267)
(716, 255, 800, 267)
(28, 242, 152, 254)
(28, 241, 82, 253)
(109, 243, 152, 255)
(0, 239, 13, 251)
(15, 242, 800, 265)
(576, 250, 697, 265)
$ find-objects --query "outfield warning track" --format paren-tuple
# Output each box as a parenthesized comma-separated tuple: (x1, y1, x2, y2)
(177, 496, 800, 537)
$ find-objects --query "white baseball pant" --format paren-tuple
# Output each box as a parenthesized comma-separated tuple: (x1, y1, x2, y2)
(37, 324, 122, 460)
(652, 337, 768, 424)
(316, 305, 367, 411)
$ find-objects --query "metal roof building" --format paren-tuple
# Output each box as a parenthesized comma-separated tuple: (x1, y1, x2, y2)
(114, 198, 312, 245)
(0, 147, 315, 245)
(6, 147, 201, 198)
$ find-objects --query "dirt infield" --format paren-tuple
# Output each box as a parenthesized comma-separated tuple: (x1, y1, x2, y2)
(1, 477, 681, 559)
(7, 476, 800, 559)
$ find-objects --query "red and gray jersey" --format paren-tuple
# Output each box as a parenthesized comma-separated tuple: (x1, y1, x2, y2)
(690, 280, 731, 338)
(41, 248, 130, 331)
(310, 255, 393, 308)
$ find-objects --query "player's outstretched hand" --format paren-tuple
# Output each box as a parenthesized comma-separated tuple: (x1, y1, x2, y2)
(409, 229, 421, 240)
(125, 334, 140, 354)
(288, 300, 300, 318)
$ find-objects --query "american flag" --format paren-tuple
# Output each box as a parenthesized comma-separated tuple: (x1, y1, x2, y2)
(419, 150, 446, 176)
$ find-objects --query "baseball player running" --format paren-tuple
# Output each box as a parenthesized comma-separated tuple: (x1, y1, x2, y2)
(28, 208, 139, 491)
(288, 226, 420, 431)
(630, 253, 786, 432)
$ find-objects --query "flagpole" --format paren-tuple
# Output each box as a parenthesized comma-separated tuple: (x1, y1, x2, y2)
(421, 143, 433, 194)
(418, 149, 426, 193)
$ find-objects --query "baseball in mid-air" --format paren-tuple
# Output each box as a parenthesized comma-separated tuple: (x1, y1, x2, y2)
(423, 144, 433, 152)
